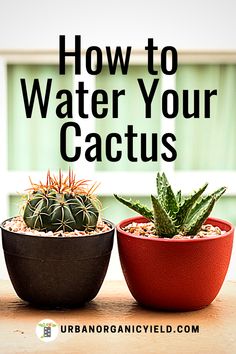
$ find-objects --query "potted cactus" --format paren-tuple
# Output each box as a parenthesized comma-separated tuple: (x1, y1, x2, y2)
(1, 170, 115, 307)
(115, 173, 234, 311)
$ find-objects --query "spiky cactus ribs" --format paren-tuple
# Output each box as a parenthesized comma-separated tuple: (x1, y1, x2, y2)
(114, 173, 226, 238)
(23, 170, 100, 232)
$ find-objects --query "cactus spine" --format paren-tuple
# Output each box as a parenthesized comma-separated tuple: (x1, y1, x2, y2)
(114, 173, 226, 238)
(23, 170, 100, 232)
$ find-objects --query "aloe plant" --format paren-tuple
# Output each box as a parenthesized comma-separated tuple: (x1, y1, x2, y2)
(114, 173, 226, 238)
(23, 170, 100, 232)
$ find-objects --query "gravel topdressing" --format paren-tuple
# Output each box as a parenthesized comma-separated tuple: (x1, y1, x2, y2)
(3, 216, 112, 237)
(122, 222, 225, 239)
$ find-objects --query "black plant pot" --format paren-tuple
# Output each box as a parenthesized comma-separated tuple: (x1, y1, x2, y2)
(1, 218, 114, 307)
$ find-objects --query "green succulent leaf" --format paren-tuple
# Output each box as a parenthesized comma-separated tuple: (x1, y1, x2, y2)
(174, 183, 208, 227)
(181, 196, 216, 235)
(114, 172, 226, 238)
(151, 195, 177, 237)
(212, 186, 227, 200)
(185, 186, 226, 224)
(156, 173, 178, 216)
(114, 194, 153, 221)
(162, 183, 178, 217)
(176, 190, 182, 205)
(156, 172, 167, 206)
(156, 172, 164, 196)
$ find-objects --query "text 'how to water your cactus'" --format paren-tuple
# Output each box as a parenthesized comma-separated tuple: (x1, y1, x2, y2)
(20, 36, 218, 163)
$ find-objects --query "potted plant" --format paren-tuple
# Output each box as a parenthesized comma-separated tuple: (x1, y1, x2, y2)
(115, 173, 234, 311)
(1, 170, 115, 307)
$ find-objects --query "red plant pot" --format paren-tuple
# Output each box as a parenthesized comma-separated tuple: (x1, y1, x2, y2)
(117, 216, 234, 311)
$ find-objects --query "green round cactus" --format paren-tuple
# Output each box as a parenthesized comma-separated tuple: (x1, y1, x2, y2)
(23, 171, 100, 232)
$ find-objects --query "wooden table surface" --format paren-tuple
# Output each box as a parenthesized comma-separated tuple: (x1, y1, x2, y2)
(0, 280, 236, 354)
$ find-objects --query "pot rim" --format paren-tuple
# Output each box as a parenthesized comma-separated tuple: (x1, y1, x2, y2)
(116, 216, 234, 243)
(1, 217, 115, 239)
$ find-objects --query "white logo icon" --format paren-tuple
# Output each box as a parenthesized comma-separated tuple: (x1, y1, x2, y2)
(36, 319, 59, 342)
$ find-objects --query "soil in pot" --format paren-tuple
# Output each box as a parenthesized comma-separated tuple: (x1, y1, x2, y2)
(122, 220, 225, 239)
